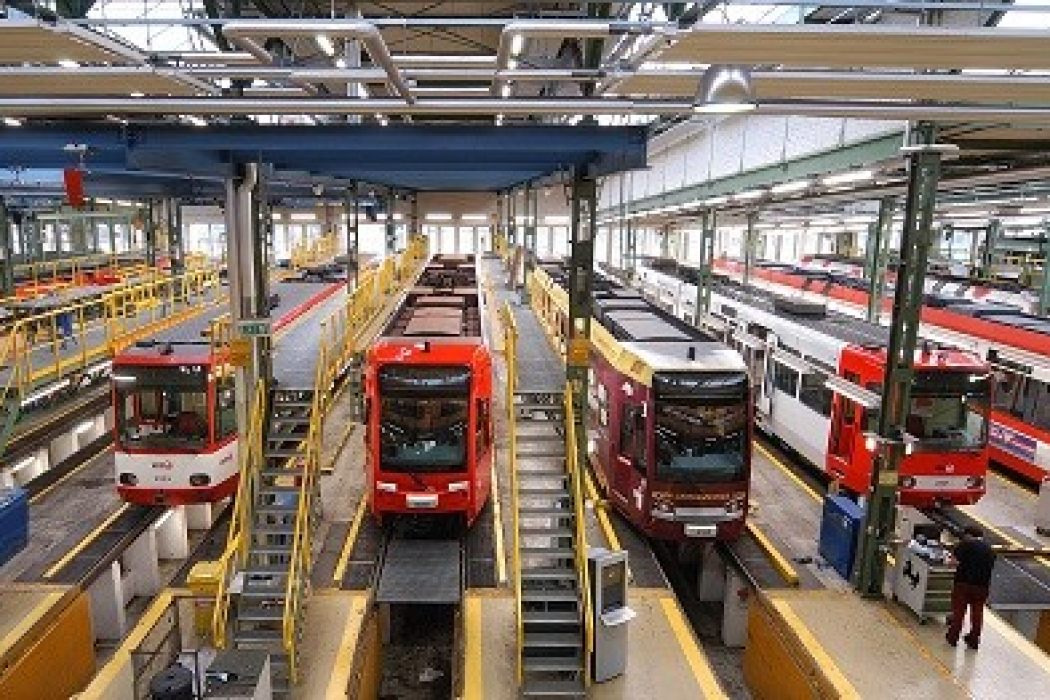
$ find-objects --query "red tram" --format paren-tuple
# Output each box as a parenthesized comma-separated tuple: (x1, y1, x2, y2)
(113, 281, 343, 505)
(531, 264, 752, 542)
(364, 255, 494, 527)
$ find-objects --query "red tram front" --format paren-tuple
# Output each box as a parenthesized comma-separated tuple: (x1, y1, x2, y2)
(364, 255, 493, 528)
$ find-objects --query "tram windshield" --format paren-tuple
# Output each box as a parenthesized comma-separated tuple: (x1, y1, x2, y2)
(905, 371, 990, 451)
(655, 398, 748, 483)
(114, 365, 209, 449)
(378, 365, 470, 472)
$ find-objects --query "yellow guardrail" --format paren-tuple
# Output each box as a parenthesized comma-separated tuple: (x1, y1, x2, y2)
(212, 378, 267, 649)
(563, 385, 594, 689)
(0, 265, 222, 419)
(500, 302, 524, 685)
(290, 232, 339, 271)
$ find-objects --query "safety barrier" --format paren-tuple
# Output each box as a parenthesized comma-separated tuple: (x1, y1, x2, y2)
(499, 302, 523, 684)
(562, 385, 594, 689)
(290, 232, 339, 271)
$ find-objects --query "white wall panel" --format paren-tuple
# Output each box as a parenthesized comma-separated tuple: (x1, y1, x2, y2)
(742, 116, 789, 171)
(784, 116, 846, 159)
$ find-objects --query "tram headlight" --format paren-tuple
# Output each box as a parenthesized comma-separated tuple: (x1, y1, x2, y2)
(118, 473, 138, 486)
(189, 473, 211, 487)
(966, 476, 984, 489)
(725, 497, 745, 515)
(899, 476, 917, 489)
(653, 497, 674, 515)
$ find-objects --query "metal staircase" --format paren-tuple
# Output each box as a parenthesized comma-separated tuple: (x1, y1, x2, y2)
(514, 390, 588, 698)
(502, 302, 592, 699)
(230, 386, 317, 692)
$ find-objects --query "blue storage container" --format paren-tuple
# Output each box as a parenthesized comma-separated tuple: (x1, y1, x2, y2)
(0, 488, 29, 567)
(818, 495, 864, 580)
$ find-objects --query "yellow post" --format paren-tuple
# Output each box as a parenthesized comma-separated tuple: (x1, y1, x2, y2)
(187, 560, 223, 642)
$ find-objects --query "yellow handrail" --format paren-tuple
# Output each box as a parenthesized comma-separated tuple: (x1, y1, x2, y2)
(500, 302, 524, 685)
(563, 386, 594, 688)
(212, 378, 267, 648)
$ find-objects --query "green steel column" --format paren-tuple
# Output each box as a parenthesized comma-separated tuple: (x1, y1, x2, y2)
(624, 219, 636, 277)
(694, 209, 716, 321)
(522, 184, 537, 304)
(167, 198, 185, 279)
(145, 200, 158, 267)
(1039, 220, 1050, 316)
(660, 223, 671, 258)
(866, 196, 895, 324)
(0, 198, 13, 298)
(742, 211, 758, 287)
(410, 194, 420, 243)
(568, 173, 597, 472)
(384, 191, 397, 256)
(855, 123, 943, 598)
(346, 183, 359, 291)
(979, 219, 1001, 279)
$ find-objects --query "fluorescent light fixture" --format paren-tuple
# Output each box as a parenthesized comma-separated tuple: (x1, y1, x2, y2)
(771, 179, 810, 195)
(821, 169, 874, 186)
(184, 115, 208, 127)
(129, 91, 145, 98)
(501, 83, 512, 98)
(733, 189, 765, 201)
(3, 117, 23, 127)
(316, 34, 336, 57)
(111, 374, 136, 384)
(543, 215, 570, 225)
(510, 34, 525, 56)
(507, 58, 519, 70)
(462, 214, 489, 222)
(693, 102, 756, 115)
(843, 215, 872, 224)
(425, 212, 452, 221)
(1020, 205, 1050, 214)
(335, 58, 348, 69)
(289, 212, 316, 221)
(495, 114, 504, 126)
(392, 54, 496, 66)
(377, 114, 389, 126)
(58, 59, 80, 69)
(96, 197, 113, 204)
(116, 200, 133, 207)
(704, 195, 728, 206)
(75, 420, 95, 435)
(391, 213, 404, 221)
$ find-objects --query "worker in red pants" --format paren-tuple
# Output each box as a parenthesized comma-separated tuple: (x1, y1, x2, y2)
(946, 525, 996, 649)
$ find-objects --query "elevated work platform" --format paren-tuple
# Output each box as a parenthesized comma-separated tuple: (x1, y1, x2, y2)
(745, 588, 1050, 699)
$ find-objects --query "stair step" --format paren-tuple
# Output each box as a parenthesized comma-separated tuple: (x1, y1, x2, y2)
(255, 504, 297, 515)
(252, 523, 295, 535)
(517, 449, 566, 458)
(249, 546, 293, 557)
(259, 485, 302, 495)
(519, 506, 574, 517)
(524, 632, 583, 649)
(240, 586, 285, 599)
(266, 449, 304, 458)
(520, 546, 576, 558)
(520, 486, 572, 497)
(521, 679, 586, 697)
(523, 589, 580, 604)
(233, 629, 282, 645)
(522, 567, 578, 582)
(260, 468, 304, 479)
(523, 655, 583, 673)
(243, 566, 289, 578)
(521, 527, 575, 538)
(270, 416, 310, 425)
(237, 607, 285, 622)
(523, 609, 580, 626)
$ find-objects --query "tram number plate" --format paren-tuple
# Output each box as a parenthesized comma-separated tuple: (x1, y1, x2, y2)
(407, 494, 439, 509)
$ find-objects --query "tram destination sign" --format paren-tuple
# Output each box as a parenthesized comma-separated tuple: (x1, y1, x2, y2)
(237, 318, 272, 337)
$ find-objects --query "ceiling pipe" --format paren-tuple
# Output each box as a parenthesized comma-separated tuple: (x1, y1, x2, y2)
(221, 20, 413, 102)
(1, 97, 1050, 123)
(492, 20, 679, 94)
(158, 51, 261, 66)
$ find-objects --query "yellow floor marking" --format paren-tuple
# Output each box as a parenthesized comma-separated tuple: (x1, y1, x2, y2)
(582, 466, 624, 554)
(659, 596, 729, 700)
(770, 599, 861, 699)
(880, 602, 960, 683)
(332, 497, 369, 586)
(491, 459, 507, 586)
(30, 444, 114, 505)
(959, 508, 1050, 570)
(990, 470, 1036, 500)
(986, 609, 1050, 674)
(43, 502, 131, 579)
(0, 589, 66, 658)
(754, 441, 821, 503)
(463, 595, 484, 700)
(745, 521, 800, 587)
(325, 594, 369, 699)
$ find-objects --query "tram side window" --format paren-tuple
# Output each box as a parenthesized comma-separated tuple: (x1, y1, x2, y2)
(799, 373, 833, 417)
(475, 399, 491, 456)
(772, 361, 799, 398)
(215, 372, 236, 440)
(619, 405, 647, 475)
(992, 370, 1050, 432)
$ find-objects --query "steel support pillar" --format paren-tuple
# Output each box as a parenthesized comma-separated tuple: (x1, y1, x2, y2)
(521, 184, 537, 304)
(346, 183, 359, 291)
(166, 198, 185, 278)
(694, 209, 716, 322)
(1039, 220, 1050, 317)
(660, 223, 671, 258)
(742, 211, 758, 287)
(624, 219, 636, 277)
(225, 162, 272, 434)
(144, 201, 158, 267)
(568, 173, 597, 472)
(855, 123, 942, 598)
(384, 191, 396, 256)
(0, 198, 13, 298)
(979, 219, 1001, 279)
(410, 194, 420, 241)
(865, 196, 894, 324)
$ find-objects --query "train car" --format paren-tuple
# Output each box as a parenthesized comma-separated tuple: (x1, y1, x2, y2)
(531, 263, 751, 542)
(113, 280, 344, 506)
(702, 257, 1050, 484)
(634, 260, 991, 507)
(364, 254, 493, 528)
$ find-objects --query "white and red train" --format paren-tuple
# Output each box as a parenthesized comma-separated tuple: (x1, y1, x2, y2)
(364, 255, 494, 528)
(710, 257, 1050, 484)
(635, 259, 992, 507)
(113, 281, 344, 505)
(532, 263, 752, 542)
